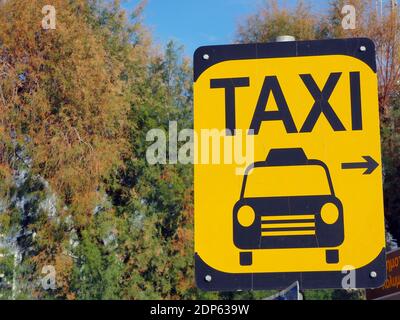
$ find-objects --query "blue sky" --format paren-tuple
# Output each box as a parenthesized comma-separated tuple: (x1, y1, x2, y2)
(122, 0, 325, 57)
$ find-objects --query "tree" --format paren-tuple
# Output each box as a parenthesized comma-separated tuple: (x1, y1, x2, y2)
(236, 0, 318, 43)
(1, 0, 210, 299)
(0, 0, 134, 298)
(106, 38, 214, 299)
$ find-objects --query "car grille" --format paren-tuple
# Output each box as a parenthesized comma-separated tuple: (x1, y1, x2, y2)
(261, 214, 316, 237)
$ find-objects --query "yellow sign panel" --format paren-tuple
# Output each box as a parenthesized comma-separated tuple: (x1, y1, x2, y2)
(194, 39, 386, 291)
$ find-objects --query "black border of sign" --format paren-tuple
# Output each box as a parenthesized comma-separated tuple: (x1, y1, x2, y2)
(194, 37, 376, 82)
(193, 38, 386, 292)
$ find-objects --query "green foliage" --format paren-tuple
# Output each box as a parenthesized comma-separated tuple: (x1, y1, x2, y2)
(303, 289, 363, 300)
(0, 250, 14, 299)
(71, 228, 123, 300)
(382, 94, 400, 242)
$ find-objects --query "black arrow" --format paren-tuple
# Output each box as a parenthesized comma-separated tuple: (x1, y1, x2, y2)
(341, 156, 379, 175)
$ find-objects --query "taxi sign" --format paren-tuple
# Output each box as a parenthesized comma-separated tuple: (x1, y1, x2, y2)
(193, 38, 386, 291)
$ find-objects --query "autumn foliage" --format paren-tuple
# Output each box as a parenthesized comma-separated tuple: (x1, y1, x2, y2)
(0, 0, 202, 299)
(0, 0, 128, 219)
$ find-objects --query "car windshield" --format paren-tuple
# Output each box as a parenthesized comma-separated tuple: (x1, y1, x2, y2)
(244, 165, 331, 198)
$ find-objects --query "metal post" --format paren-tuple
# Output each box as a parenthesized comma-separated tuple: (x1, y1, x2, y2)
(276, 35, 296, 42)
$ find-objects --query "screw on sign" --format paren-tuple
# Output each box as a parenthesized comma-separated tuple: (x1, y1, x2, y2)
(366, 249, 400, 300)
(193, 38, 386, 291)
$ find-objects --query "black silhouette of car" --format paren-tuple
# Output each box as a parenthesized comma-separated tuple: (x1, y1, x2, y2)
(233, 148, 344, 266)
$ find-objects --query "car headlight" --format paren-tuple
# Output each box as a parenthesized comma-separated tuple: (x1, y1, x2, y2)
(237, 205, 255, 227)
(321, 203, 339, 225)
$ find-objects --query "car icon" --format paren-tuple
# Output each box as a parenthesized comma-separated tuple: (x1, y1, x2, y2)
(233, 148, 344, 266)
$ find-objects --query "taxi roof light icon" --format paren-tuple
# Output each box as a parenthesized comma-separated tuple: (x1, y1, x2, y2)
(266, 148, 308, 165)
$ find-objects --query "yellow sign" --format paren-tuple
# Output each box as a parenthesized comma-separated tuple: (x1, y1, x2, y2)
(194, 38, 386, 291)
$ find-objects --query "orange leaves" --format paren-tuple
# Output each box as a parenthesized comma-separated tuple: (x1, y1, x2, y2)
(31, 248, 74, 298)
(0, 0, 129, 217)
(53, 252, 75, 295)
